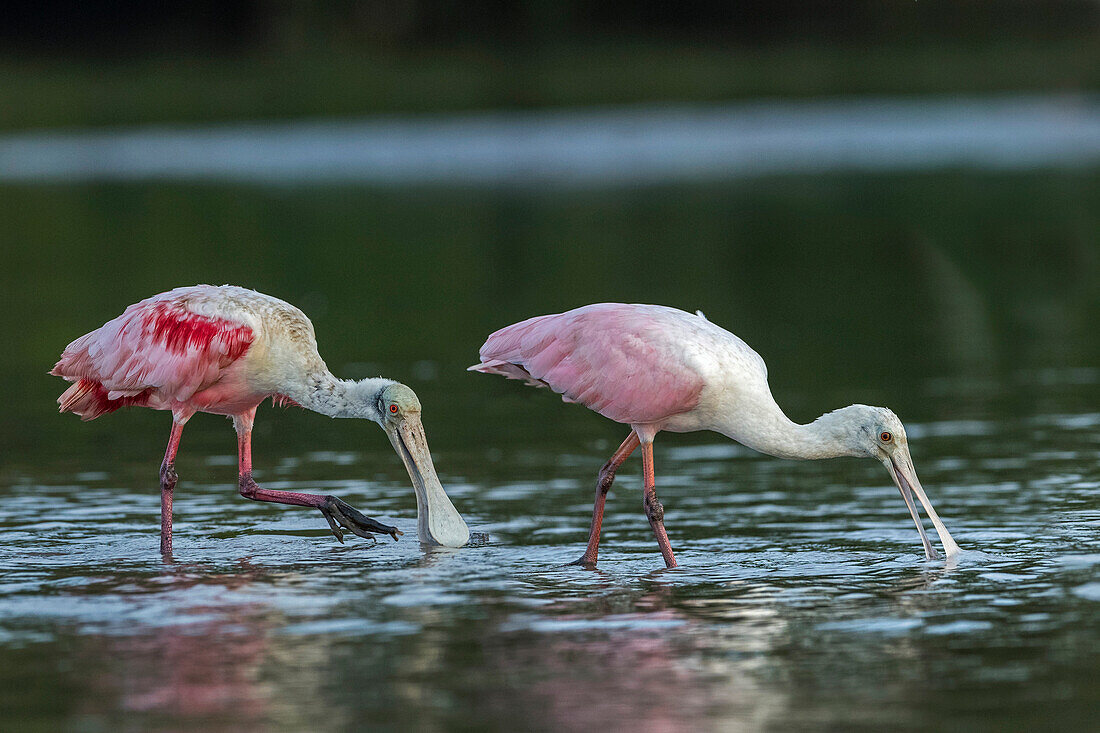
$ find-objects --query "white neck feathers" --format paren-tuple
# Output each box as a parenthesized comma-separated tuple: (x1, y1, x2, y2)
(716, 395, 863, 460)
(291, 372, 395, 421)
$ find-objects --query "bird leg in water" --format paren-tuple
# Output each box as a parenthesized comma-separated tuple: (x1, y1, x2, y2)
(641, 441, 678, 568)
(235, 428, 402, 542)
(568, 431, 640, 567)
(158, 419, 187, 556)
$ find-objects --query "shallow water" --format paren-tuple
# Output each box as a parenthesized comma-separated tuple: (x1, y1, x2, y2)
(2, 173, 1098, 731)
(2, 385, 1098, 732)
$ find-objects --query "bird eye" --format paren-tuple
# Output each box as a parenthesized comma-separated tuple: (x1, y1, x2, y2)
(880, 431, 892, 442)
(389, 404, 399, 414)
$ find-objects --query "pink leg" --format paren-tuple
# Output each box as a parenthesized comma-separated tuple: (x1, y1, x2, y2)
(569, 431, 640, 567)
(235, 421, 401, 542)
(641, 441, 677, 568)
(159, 419, 187, 555)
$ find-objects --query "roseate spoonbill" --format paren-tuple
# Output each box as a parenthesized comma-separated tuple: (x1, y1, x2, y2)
(52, 284, 469, 554)
(470, 303, 960, 569)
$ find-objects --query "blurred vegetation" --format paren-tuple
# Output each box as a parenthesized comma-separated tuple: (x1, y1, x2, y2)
(2, 41, 1099, 132)
(0, 1, 1098, 130)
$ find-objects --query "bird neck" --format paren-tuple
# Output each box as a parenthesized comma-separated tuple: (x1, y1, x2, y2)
(290, 372, 394, 421)
(717, 394, 858, 460)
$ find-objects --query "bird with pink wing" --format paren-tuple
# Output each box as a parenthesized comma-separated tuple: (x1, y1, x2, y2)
(52, 284, 470, 554)
(471, 303, 960, 569)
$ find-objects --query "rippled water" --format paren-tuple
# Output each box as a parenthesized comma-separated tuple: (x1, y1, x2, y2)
(2, 373, 1098, 731)
(2, 173, 1098, 730)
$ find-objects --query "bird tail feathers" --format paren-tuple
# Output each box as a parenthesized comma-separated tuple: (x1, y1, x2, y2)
(467, 360, 550, 389)
(57, 378, 149, 420)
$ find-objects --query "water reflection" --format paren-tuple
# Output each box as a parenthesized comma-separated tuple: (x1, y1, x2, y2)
(91, 612, 274, 725)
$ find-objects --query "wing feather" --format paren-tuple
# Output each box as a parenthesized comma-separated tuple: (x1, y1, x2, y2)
(52, 292, 255, 419)
(470, 304, 706, 425)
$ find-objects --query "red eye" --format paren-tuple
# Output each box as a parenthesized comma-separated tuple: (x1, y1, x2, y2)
(389, 404, 399, 414)
(880, 431, 892, 442)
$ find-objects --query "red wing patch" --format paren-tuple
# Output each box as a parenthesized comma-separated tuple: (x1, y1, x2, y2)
(144, 302, 252, 361)
(52, 296, 257, 415)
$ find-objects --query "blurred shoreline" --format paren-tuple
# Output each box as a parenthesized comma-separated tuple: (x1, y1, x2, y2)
(2, 94, 1098, 186)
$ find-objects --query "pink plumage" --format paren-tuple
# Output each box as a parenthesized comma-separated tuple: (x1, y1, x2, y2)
(52, 289, 256, 420)
(471, 303, 705, 425)
(470, 302, 960, 569)
(51, 284, 416, 554)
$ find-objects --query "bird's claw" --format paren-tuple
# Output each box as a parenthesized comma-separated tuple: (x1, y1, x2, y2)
(319, 496, 402, 543)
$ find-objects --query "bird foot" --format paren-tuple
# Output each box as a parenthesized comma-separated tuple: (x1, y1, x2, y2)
(564, 554, 598, 569)
(319, 496, 403, 543)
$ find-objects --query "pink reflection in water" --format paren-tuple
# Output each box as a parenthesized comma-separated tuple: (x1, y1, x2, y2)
(78, 562, 278, 728)
(116, 613, 272, 719)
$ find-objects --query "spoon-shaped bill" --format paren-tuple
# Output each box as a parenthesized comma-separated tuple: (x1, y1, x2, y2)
(386, 413, 470, 548)
(885, 452, 961, 559)
(892, 464, 938, 560)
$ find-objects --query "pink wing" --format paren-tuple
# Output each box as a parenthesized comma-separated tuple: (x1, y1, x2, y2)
(52, 295, 254, 420)
(470, 304, 704, 425)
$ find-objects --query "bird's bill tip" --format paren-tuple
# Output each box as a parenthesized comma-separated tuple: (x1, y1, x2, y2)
(886, 454, 961, 560)
(384, 415, 470, 548)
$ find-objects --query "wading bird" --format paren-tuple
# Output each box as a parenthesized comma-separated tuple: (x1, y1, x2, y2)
(471, 303, 960, 568)
(52, 284, 469, 554)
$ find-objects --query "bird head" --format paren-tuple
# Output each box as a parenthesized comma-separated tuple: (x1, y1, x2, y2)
(377, 382, 422, 421)
(824, 404, 907, 460)
(375, 382, 470, 548)
(828, 404, 960, 560)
